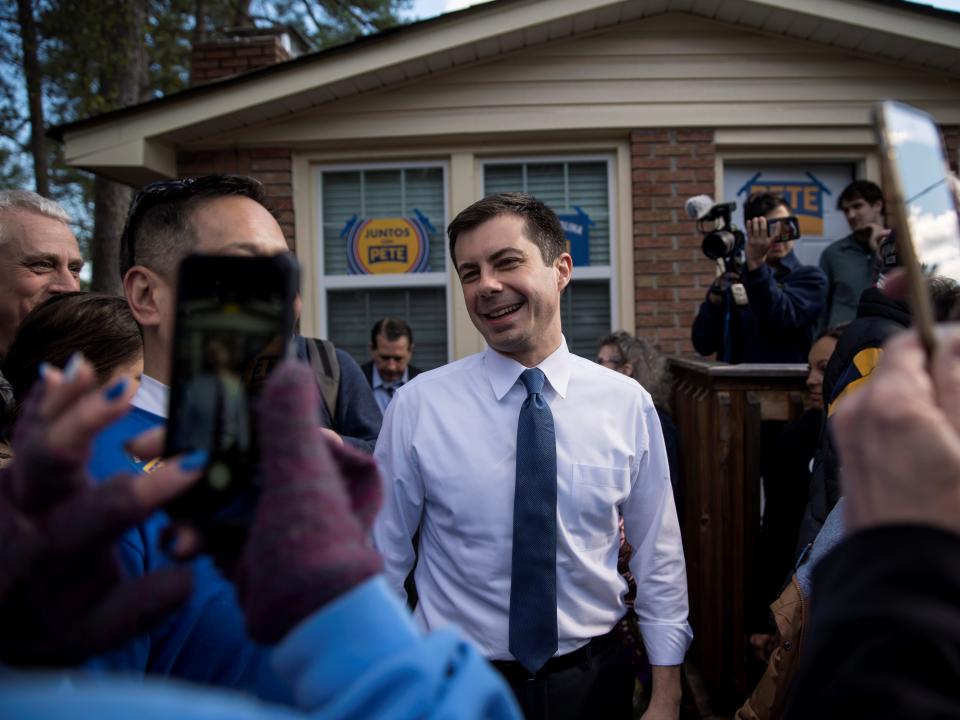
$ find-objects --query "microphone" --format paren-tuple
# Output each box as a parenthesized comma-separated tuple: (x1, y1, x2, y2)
(685, 194, 715, 221)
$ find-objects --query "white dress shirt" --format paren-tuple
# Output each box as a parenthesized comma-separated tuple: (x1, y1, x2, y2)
(372, 339, 692, 665)
(132, 374, 169, 417)
(371, 364, 409, 414)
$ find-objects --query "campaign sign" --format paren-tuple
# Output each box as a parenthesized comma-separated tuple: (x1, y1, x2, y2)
(342, 209, 433, 274)
(738, 172, 832, 237)
(557, 206, 594, 267)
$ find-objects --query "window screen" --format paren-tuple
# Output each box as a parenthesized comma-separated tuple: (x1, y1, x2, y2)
(327, 287, 447, 370)
(317, 164, 448, 369)
(321, 167, 445, 275)
(484, 159, 613, 358)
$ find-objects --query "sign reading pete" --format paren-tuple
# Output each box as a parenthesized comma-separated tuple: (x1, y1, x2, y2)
(342, 209, 434, 275)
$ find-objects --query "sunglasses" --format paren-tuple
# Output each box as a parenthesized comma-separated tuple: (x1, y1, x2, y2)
(119, 175, 265, 275)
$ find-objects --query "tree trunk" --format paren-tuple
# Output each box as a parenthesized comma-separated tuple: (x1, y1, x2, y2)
(90, 0, 144, 294)
(90, 179, 131, 294)
(16, 0, 49, 197)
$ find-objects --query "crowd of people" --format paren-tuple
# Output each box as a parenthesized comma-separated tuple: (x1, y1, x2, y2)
(0, 170, 959, 720)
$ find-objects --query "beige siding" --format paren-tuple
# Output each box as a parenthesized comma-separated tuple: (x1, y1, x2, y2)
(206, 13, 960, 149)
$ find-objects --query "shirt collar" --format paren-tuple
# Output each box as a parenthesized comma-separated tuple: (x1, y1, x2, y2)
(371, 364, 408, 390)
(131, 374, 169, 418)
(484, 338, 571, 401)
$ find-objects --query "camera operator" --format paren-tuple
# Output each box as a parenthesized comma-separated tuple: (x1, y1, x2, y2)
(691, 192, 827, 364)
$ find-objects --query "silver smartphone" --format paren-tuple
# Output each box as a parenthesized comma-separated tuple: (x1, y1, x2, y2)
(875, 100, 960, 354)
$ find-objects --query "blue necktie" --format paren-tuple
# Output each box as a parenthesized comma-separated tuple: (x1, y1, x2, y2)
(509, 367, 558, 674)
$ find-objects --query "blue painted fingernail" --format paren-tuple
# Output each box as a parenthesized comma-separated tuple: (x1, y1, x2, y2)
(38, 362, 54, 382)
(104, 378, 128, 401)
(179, 450, 209, 472)
(63, 352, 85, 382)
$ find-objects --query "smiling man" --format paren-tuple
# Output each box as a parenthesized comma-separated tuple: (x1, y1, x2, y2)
(373, 192, 691, 720)
(0, 191, 82, 359)
(0, 190, 82, 424)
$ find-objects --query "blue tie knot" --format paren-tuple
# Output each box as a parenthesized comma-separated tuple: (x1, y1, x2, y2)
(519, 367, 546, 396)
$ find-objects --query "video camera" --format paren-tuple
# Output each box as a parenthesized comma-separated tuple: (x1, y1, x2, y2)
(685, 196, 746, 274)
(687, 195, 803, 274)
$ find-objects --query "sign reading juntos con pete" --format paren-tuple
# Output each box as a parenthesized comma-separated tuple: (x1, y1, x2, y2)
(341, 210, 434, 275)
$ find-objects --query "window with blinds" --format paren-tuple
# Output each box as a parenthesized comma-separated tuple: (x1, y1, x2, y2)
(327, 287, 448, 369)
(483, 158, 614, 357)
(321, 167, 446, 275)
(316, 164, 448, 370)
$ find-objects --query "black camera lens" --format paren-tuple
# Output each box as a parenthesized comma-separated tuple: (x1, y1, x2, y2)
(702, 230, 737, 260)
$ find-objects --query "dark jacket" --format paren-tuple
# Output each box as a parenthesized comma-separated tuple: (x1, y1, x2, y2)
(786, 526, 960, 719)
(298, 343, 383, 454)
(360, 361, 423, 387)
(795, 288, 910, 553)
(692, 252, 827, 364)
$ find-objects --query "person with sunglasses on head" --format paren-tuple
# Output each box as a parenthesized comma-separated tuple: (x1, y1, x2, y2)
(81, 174, 381, 698)
(691, 192, 827, 364)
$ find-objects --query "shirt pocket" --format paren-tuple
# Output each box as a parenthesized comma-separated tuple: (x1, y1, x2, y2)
(569, 464, 629, 550)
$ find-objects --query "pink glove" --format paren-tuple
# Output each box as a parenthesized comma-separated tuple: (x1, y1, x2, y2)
(237, 360, 382, 644)
(0, 359, 202, 666)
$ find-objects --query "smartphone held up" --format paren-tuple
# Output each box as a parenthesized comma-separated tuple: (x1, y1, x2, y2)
(163, 253, 299, 542)
(874, 100, 960, 354)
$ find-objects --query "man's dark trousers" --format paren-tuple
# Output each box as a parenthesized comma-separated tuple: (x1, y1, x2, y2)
(492, 625, 634, 720)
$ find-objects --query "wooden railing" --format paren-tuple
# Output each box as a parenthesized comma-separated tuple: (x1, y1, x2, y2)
(669, 357, 808, 712)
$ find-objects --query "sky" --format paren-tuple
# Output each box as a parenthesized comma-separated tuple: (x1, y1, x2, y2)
(403, 0, 960, 22)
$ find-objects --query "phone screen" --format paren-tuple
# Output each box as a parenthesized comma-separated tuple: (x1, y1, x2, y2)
(164, 254, 298, 529)
(883, 102, 960, 281)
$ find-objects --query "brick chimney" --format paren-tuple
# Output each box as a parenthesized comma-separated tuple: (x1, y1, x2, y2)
(190, 26, 310, 86)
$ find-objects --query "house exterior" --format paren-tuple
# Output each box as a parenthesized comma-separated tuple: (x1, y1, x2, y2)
(53, 0, 960, 368)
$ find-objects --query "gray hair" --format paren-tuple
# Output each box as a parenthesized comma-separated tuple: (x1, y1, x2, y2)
(598, 330, 673, 409)
(0, 190, 72, 245)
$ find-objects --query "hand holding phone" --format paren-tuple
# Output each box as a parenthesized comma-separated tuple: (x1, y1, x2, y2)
(875, 100, 960, 354)
(163, 253, 299, 552)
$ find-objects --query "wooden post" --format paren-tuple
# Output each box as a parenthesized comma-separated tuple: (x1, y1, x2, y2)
(670, 357, 808, 712)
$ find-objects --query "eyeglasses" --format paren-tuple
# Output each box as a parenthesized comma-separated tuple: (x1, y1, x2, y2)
(119, 174, 265, 275)
(595, 356, 623, 369)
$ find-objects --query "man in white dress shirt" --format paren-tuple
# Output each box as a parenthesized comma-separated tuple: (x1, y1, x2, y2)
(373, 192, 691, 720)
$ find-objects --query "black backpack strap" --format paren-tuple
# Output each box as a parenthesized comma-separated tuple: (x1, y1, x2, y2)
(305, 337, 341, 423)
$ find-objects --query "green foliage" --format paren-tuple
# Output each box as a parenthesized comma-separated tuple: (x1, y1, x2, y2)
(1, 0, 409, 265)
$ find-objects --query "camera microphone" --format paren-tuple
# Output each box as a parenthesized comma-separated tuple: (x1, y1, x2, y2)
(685, 194, 715, 221)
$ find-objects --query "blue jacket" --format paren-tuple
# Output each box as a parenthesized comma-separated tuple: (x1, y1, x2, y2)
(85, 406, 287, 700)
(81, 341, 380, 694)
(691, 252, 827, 364)
(0, 577, 521, 720)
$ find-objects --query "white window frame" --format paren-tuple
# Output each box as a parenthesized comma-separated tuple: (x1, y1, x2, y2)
(479, 153, 619, 330)
(312, 160, 452, 360)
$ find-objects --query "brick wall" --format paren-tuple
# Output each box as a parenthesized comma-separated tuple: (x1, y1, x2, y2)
(190, 35, 291, 86)
(176, 148, 295, 248)
(631, 129, 718, 355)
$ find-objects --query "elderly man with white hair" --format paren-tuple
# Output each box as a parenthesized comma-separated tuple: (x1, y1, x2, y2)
(0, 190, 83, 416)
